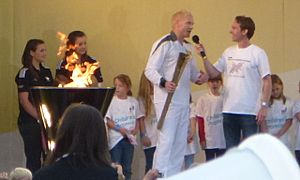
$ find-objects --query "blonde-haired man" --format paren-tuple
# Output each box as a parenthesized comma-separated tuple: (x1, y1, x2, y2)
(145, 10, 207, 177)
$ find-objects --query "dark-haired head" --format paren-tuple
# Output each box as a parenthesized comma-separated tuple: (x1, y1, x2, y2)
(46, 103, 111, 167)
(67, 31, 86, 48)
(235, 16, 255, 39)
(65, 30, 87, 58)
(22, 39, 45, 67)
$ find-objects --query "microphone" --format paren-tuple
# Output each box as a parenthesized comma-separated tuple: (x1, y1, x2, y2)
(192, 35, 200, 44)
(192, 35, 206, 59)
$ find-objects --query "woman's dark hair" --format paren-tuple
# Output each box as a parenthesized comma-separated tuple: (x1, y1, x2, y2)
(46, 103, 111, 167)
(235, 16, 255, 40)
(114, 74, 133, 96)
(270, 74, 286, 105)
(65, 30, 87, 58)
(22, 39, 45, 78)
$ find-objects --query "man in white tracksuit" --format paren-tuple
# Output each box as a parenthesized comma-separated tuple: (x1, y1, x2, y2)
(145, 10, 207, 177)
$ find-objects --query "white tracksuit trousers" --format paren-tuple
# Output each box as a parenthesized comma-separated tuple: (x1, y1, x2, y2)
(152, 103, 189, 177)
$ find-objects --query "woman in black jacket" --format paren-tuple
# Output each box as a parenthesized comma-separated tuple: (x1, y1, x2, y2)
(33, 104, 118, 180)
(15, 39, 54, 173)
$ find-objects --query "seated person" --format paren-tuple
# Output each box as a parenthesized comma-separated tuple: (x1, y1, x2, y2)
(33, 104, 118, 180)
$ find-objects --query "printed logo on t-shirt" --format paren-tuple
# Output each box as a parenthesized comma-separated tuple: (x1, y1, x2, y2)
(229, 62, 243, 74)
(207, 113, 222, 126)
(266, 118, 285, 129)
(281, 106, 287, 113)
(129, 105, 135, 112)
(227, 58, 250, 78)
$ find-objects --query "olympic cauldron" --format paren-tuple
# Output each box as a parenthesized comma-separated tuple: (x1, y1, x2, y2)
(30, 87, 115, 152)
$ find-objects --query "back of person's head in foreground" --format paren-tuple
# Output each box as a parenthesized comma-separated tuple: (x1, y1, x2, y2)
(46, 103, 111, 167)
(9, 167, 32, 180)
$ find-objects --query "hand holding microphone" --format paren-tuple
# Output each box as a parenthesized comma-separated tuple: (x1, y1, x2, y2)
(192, 35, 221, 79)
(192, 35, 209, 85)
(192, 35, 207, 60)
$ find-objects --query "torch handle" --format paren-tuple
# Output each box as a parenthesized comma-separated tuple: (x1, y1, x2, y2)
(157, 53, 190, 130)
(157, 92, 174, 130)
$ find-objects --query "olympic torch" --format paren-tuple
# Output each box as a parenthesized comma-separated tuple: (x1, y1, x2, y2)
(157, 52, 191, 130)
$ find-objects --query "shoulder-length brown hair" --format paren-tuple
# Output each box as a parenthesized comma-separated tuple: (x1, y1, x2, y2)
(46, 103, 111, 167)
(22, 39, 45, 79)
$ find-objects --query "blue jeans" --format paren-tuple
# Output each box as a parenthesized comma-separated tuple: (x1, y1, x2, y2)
(223, 113, 258, 149)
(144, 147, 156, 174)
(110, 138, 134, 180)
(184, 154, 195, 169)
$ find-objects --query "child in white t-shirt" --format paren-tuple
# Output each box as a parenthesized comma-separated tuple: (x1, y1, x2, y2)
(183, 101, 200, 169)
(261, 74, 293, 149)
(105, 74, 143, 180)
(293, 81, 300, 166)
(137, 72, 158, 174)
(196, 76, 226, 161)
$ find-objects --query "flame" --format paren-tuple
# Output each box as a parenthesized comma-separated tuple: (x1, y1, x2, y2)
(40, 104, 52, 128)
(65, 52, 79, 65)
(56, 32, 67, 57)
(61, 60, 100, 87)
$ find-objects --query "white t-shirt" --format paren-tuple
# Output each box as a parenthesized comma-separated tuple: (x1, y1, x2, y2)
(293, 99, 300, 150)
(185, 103, 200, 155)
(145, 32, 201, 106)
(214, 44, 271, 115)
(105, 96, 144, 150)
(138, 98, 158, 149)
(196, 93, 226, 149)
(265, 98, 293, 149)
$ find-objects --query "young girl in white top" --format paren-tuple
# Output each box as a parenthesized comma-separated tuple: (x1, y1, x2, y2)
(137, 72, 158, 174)
(183, 100, 200, 169)
(105, 74, 143, 180)
(196, 76, 226, 161)
(293, 81, 300, 166)
(261, 74, 293, 149)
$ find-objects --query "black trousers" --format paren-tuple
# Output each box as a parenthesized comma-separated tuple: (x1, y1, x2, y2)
(295, 150, 300, 167)
(204, 148, 226, 162)
(18, 119, 42, 173)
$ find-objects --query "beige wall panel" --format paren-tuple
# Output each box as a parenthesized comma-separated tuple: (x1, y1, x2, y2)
(2, 0, 299, 132)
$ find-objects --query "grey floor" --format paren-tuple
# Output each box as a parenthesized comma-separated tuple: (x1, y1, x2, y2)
(0, 131, 25, 173)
